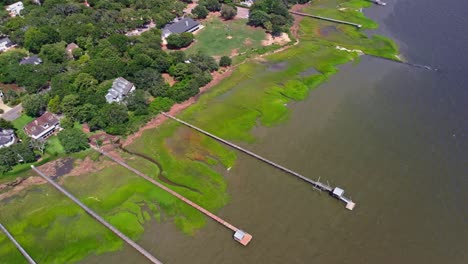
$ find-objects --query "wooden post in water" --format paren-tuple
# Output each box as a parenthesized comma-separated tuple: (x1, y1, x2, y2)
(0, 223, 37, 264)
(31, 165, 164, 264)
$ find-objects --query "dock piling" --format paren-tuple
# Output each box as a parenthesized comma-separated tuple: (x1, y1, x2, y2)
(0, 223, 37, 264)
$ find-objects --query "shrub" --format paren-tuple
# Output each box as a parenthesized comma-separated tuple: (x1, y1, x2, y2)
(221, 5, 237, 20)
(219, 56, 232, 67)
(58, 128, 89, 153)
(166, 33, 194, 49)
(192, 5, 209, 19)
(148, 97, 175, 114)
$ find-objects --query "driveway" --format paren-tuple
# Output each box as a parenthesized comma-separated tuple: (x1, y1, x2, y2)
(0, 103, 22, 121)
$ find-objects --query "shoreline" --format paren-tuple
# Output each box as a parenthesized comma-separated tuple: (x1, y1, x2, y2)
(0, 1, 402, 263)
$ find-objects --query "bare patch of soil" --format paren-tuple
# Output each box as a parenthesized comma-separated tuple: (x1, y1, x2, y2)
(230, 48, 239, 57)
(244, 38, 253, 46)
(162, 73, 176, 86)
(262, 33, 291, 46)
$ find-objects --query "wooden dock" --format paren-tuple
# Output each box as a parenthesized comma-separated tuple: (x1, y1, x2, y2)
(289, 11, 362, 28)
(91, 146, 253, 246)
(31, 166, 164, 264)
(0, 223, 37, 264)
(162, 113, 356, 210)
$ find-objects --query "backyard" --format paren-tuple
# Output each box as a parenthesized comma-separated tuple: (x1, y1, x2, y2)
(186, 17, 266, 57)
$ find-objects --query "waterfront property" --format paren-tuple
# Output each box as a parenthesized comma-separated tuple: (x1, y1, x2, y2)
(105, 77, 136, 104)
(19, 55, 42, 65)
(5, 1, 24, 17)
(162, 17, 200, 40)
(0, 128, 16, 149)
(23, 112, 60, 140)
(0, 37, 14, 52)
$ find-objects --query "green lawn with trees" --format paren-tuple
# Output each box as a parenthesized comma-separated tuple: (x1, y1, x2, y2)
(186, 17, 266, 57)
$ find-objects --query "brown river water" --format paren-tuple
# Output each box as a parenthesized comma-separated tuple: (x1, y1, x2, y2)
(83, 0, 467, 263)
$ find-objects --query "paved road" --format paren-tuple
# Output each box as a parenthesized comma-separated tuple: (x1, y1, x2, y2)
(0, 103, 22, 121)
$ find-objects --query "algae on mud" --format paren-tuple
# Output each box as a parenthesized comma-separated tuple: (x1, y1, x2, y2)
(0, 1, 399, 263)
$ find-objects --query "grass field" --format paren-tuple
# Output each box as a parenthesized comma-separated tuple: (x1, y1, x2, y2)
(11, 114, 33, 131)
(186, 17, 267, 57)
(0, 1, 400, 263)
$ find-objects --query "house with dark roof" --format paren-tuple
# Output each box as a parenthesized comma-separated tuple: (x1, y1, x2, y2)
(0, 129, 16, 148)
(23, 112, 60, 140)
(20, 55, 42, 65)
(0, 37, 14, 52)
(162, 17, 201, 40)
(105, 77, 136, 104)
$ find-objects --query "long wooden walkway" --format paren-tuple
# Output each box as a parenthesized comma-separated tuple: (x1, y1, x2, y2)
(289, 10, 362, 28)
(31, 166, 164, 264)
(0, 223, 37, 264)
(162, 113, 356, 210)
(91, 146, 252, 246)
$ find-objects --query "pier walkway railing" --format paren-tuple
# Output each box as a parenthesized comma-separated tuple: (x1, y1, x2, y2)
(31, 166, 164, 264)
(0, 223, 37, 264)
(289, 11, 362, 28)
(162, 113, 356, 210)
(91, 146, 253, 246)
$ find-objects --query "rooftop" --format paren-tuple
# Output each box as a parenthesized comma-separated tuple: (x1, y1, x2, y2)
(23, 112, 59, 138)
(105, 77, 135, 103)
(20, 55, 42, 65)
(164, 17, 200, 34)
(0, 128, 15, 147)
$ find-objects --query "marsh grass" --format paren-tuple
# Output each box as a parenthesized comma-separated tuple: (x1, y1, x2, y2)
(0, 0, 400, 263)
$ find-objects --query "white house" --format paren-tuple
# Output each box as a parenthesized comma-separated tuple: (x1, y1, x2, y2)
(23, 112, 60, 140)
(105, 77, 136, 104)
(5, 2, 24, 17)
(0, 37, 14, 52)
(0, 129, 16, 149)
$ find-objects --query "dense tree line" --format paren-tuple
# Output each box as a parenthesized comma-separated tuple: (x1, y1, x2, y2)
(248, 0, 294, 35)
(0, 0, 229, 136)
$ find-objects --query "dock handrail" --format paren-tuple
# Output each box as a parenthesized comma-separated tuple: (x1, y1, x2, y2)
(289, 11, 362, 28)
(162, 113, 356, 210)
(0, 223, 37, 264)
(31, 165, 164, 264)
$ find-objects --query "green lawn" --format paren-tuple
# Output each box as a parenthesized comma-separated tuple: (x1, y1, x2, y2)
(11, 114, 33, 131)
(46, 136, 65, 156)
(186, 17, 267, 57)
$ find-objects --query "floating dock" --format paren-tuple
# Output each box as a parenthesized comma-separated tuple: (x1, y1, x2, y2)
(162, 113, 356, 210)
(289, 11, 362, 28)
(31, 166, 164, 264)
(91, 146, 253, 246)
(0, 223, 37, 264)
